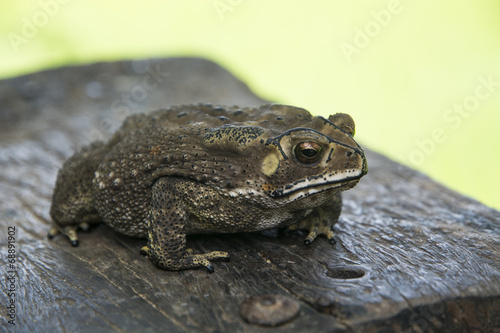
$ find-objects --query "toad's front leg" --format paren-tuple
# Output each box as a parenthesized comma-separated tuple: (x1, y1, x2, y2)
(288, 192, 342, 245)
(141, 177, 229, 272)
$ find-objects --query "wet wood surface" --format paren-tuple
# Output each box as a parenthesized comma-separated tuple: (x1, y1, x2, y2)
(0, 58, 499, 332)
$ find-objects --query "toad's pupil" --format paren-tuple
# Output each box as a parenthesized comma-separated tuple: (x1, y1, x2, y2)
(301, 148, 318, 158)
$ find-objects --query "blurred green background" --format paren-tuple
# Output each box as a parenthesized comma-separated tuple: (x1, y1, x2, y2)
(1, 0, 499, 210)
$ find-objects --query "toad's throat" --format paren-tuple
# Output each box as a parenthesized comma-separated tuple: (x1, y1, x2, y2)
(269, 168, 365, 199)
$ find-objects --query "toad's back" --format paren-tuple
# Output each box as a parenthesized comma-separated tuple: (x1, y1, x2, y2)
(111, 103, 315, 139)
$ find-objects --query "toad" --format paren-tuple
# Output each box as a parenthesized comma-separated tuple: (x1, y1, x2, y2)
(49, 104, 367, 272)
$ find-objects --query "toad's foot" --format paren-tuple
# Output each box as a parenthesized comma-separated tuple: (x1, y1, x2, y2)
(47, 222, 91, 247)
(141, 246, 229, 273)
(288, 219, 336, 245)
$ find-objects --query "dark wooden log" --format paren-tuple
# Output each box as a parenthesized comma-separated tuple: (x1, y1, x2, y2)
(0, 58, 499, 332)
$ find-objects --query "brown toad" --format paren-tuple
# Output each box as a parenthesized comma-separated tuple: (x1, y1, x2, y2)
(49, 104, 367, 272)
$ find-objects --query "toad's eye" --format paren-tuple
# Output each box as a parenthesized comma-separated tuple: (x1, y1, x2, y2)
(294, 142, 323, 165)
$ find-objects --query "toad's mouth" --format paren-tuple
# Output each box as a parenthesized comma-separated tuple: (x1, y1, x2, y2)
(269, 167, 366, 199)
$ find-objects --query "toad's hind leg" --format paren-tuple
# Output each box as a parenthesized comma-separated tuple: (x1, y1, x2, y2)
(142, 177, 229, 272)
(48, 142, 106, 246)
